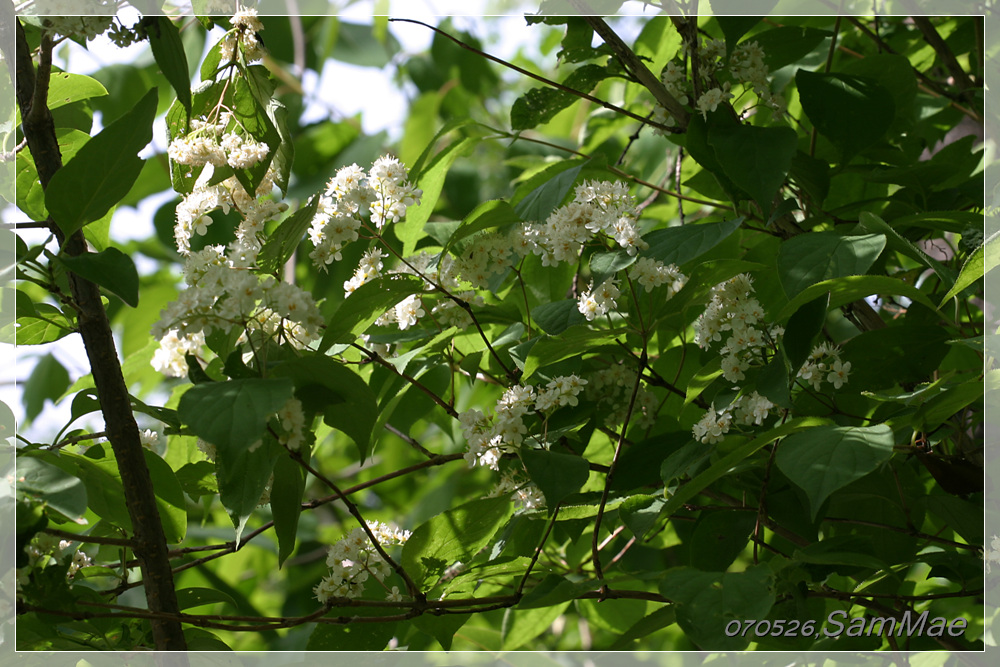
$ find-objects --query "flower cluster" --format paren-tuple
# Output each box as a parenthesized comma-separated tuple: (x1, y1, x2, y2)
(629, 257, 687, 295)
(151, 246, 322, 377)
(454, 232, 519, 289)
(308, 158, 421, 269)
(798, 342, 852, 390)
(694, 273, 778, 383)
(314, 521, 411, 604)
(459, 376, 587, 469)
(32, 3, 115, 41)
(578, 278, 620, 321)
(523, 180, 648, 266)
(692, 392, 774, 445)
(221, 7, 267, 63)
(491, 470, 546, 511)
(168, 117, 270, 172)
(652, 37, 783, 131)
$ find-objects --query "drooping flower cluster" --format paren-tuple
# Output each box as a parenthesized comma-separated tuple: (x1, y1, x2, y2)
(459, 376, 588, 470)
(221, 7, 267, 63)
(629, 257, 688, 295)
(694, 273, 777, 383)
(454, 232, 519, 289)
(692, 392, 774, 445)
(578, 278, 620, 321)
(168, 116, 270, 172)
(490, 470, 546, 511)
(586, 364, 658, 429)
(308, 158, 421, 269)
(798, 342, 852, 391)
(314, 521, 411, 604)
(651, 37, 783, 131)
(523, 180, 648, 266)
(151, 245, 323, 377)
(31, 3, 115, 41)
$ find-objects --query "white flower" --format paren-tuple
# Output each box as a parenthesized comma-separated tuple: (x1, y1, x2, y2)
(394, 295, 425, 330)
(827, 360, 852, 389)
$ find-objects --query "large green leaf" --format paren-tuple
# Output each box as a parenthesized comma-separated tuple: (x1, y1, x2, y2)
(306, 617, 398, 650)
(270, 356, 379, 462)
(642, 218, 743, 268)
(257, 196, 319, 274)
(709, 124, 797, 216)
(399, 135, 476, 255)
(519, 448, 590, 510)
(659, 565, 775, 650)
(146, 17, 192, 118)
(939, 231, 997, 306)
(511, 64, 616, 131)
(22, 354, 69, 422)
(775, 424, 894, 519)
(522, 325, 627, 379)
(501, 601, 571, 650)
(177, 378, 295, 455)
(271, 454, 305, 567)
(795, 70, 894, 162)
(16, 129, 91, 221)
(16, 455, 87, 521)
(775, 274, 940, 321)
(56, 247, 139, 307)
(777, 233, 886, 299)
(321, 275, 426, 350)
(513, 159, 586, 223)
(45, 88, 158, 235)
(840, 324, 950, 391)
(401, 495, 513, 589)
(780, 291, 829, 372)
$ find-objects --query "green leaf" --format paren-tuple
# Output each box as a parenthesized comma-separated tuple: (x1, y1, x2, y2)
(42, 72, 108, 111)
(270, 356, 378, 462)
(857, 212, 951, 284)
(777, 233, 886, 299)
(589, 250, 636, 286)
(775, 424, 895, 520)
(716, 17, 761, 54)
(174, 461, 218, 498)
(939, 232, 997, 306)
(531, 300, 586, 336)
(514, 159, 586, 223)
(216, 437, 279, 545)
(776, 275, 940, 321)
(522, 325, 626, 379)
(144, 449, 187, 543)
(175, 587, 237, 612)
(755, 348, 792, 409)
(642, 218, 743, 268)
(16, 456, 87, 521)
(659, 565, 775, 650)
(840, 325, 950, 391)
(511, 64, 616, 130)
(2, 304, 74, 346)
(399, 136, 476, 255)
(709, 124, 797, 216)
(146, 17, 192, 118)
(16, 129, 91, 221)
(912, 381, 984, 432)
(321, 275, 426, 350)
(402, 495, 513, 589)
(619, 494, 667, 540)
(502, 601, 571, 650)
(177, 378, 295, 455)
(56, 248, 139, 307)
(413, 613, 471, 651)
(306, 618, 397, 650)
(257, 196, 319, 274)
(658, 418, 830, 521)
(609, 605, 676, 649)
(23, 354, 70, 422)
(796, 70, 894, 162)
(45, 88, 158, 235)
(441, 199, 521, 260)
(518, 573, 597, 609)
(781, 291, 830, 372)
(752, 26, 831, 71)
(688, 509, 757, 571)
(271, 454, 304, 567)
(519, 448, 590, 510)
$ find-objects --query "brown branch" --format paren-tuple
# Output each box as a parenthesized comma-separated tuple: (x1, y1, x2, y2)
(911, 17, 976, 94)
(42, 528, 132, 549)
(573, 9, 690, 129)
(14, 19, 186, 650)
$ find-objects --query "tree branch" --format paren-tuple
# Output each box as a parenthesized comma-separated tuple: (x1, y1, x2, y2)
(14, 18, 186, 651)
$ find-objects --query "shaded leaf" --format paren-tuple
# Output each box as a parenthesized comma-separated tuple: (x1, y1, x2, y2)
(57, 247, 139, 307)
